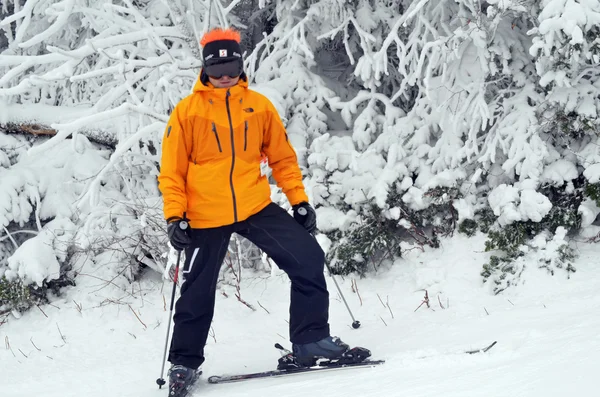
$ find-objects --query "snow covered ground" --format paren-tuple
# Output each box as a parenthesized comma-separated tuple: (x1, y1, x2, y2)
(2, 232, 599, 397)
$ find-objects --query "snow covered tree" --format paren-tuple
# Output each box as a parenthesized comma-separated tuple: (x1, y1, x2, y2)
(472, 0, 600, 291)
(528, 0, 600, 231)
(0, 0, 210, 314)
(286, 0, 548, 275)
(530, 0, 600, 144)
(262, 0, 591, 284)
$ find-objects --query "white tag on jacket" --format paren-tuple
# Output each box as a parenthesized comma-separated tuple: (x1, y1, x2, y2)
(260, 154, 269, 176)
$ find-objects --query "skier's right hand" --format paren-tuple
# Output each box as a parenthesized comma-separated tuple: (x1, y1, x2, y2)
(292, 202, 317, 234)
(167, 217, 191, 251)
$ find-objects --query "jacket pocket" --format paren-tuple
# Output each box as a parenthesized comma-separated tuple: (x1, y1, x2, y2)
(212, 122, 223, 152)
(244, 120, 248, 151)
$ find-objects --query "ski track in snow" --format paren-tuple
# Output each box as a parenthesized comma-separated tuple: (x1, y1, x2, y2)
(2, 234, 599, 397)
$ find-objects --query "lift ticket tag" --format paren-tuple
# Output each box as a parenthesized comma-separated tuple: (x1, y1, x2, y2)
(260, 154, 269, 176)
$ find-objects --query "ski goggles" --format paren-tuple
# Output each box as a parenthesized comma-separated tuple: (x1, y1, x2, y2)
(204, 59, 243, 79)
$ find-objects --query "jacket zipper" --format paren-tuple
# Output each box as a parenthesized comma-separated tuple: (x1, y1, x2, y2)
(212, 122, 222, 152)
(226, 90, 238, 223)
(244, 120, 248, 151)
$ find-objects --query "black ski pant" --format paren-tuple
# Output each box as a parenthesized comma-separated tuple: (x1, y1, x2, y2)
(168, 203, 330, 369)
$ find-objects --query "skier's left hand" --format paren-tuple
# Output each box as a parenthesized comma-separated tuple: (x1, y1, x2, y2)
(292, 202, 317, 234)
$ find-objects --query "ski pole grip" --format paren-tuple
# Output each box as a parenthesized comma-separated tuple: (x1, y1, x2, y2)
(298, 207, 307, 216)
(179, 212, 189, 230)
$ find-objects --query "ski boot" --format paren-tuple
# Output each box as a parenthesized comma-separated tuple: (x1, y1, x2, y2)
(292, 336, 349, 366)
(168, 364, 201, 397)
(288, 336, 370, 367)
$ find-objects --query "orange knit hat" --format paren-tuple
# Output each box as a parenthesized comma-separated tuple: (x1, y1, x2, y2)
(200, 28, 243, 65)
(200, 28, 241, 47)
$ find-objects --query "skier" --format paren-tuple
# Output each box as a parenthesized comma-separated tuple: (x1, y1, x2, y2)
(158, 27, 366, 396)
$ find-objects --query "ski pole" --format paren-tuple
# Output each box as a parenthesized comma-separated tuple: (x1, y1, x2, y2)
(324, 258, 361, 329)
(156, 217, 188, 388)
(298, 207, 361, 329)
(156, 248, 181, 388)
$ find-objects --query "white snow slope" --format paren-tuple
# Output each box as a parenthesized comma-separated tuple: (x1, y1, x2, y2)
(2, 233, 599, 397)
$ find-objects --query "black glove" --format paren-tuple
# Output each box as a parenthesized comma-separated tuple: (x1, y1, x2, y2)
(167, 216, 191, 251)
(292, 202, 317, 234)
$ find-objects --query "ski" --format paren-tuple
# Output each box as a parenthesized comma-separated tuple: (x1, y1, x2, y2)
(207, 359, 386, 384)
(411, 340, 498, 360)
(206, 341, 497, 385)
(465, 341, 497, 354)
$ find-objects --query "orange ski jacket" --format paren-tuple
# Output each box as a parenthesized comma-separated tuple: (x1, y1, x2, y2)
(158, 77, 309, 228)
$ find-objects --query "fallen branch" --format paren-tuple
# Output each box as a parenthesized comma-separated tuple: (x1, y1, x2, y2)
(0, 312, 9, 327)
(0, 122, 56, 136)
(20, 124, 57, 136)
(93, 297, 130, 309)
(584, 230, 600, 243)
(257, 301, 270, 314)
(128, 305, 147, 329)
(36, 305, 48, 318)
(73, 300, 82, 314)
(414, 290, 431, 312)
(79, 272, 136, 299)
(385, 295, 394, 319)
(377, 293, 386, 308)
(352, 279, 363, 306)
(56, 323, 66, 344)
(0, 123, 117, 147)
(5, 336, 15, 357)
(438, 295, 445, 309)
(225, 251, 256, 311)
(30, 338, 41, 351)
(235, 295, 256, 311)
(377, 293, 394, 318)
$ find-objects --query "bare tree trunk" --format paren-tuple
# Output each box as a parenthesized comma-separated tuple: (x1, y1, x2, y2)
(236, 0, 275, 53)
(0, 1, 12, 51)
(1, 123, 117, 148)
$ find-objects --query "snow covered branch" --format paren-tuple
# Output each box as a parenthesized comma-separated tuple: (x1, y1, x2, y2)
(0, 0, 202, 148)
